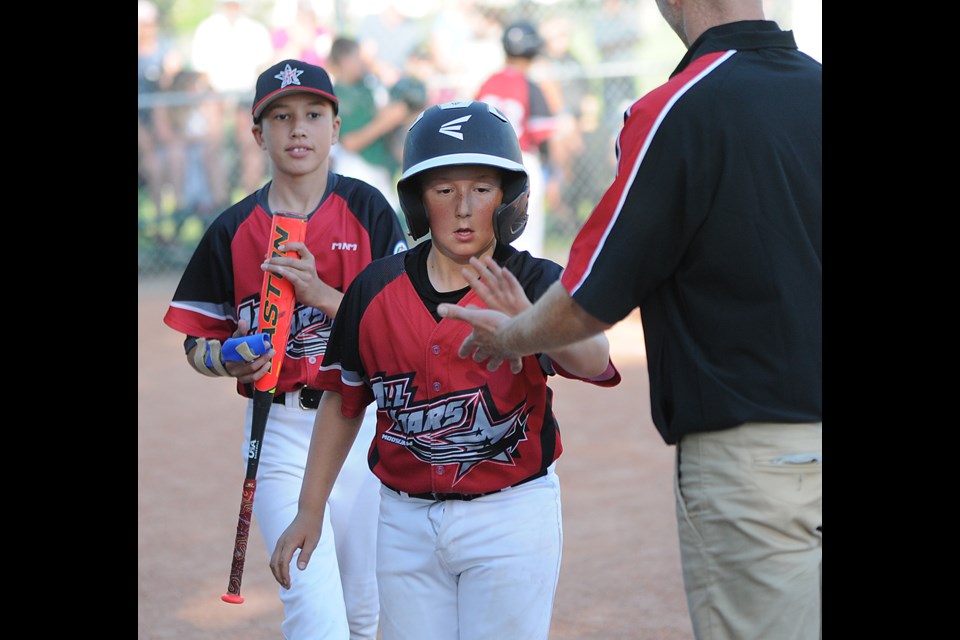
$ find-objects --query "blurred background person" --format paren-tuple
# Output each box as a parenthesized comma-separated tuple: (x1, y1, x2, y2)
(271, 0, 333, 68)
(427, 0, 503, 103)
(356, 1, 424, 90)
(476, 19, 559, 258)
(138, 0, 181, 219)
(327, 36, 426, 214)
(593, 0, 644, 133)
(535, 15, 591, 237)
(164, 69, 229, 232)
(191, 0, 273, 196)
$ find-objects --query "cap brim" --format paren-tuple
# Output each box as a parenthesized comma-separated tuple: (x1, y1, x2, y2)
(252, 87, 339, 119)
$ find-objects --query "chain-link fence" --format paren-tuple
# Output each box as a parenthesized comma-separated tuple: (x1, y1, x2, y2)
(139, 0, 811, 279)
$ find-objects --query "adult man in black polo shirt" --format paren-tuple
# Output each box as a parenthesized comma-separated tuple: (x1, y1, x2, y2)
(439, 1, 822, 638)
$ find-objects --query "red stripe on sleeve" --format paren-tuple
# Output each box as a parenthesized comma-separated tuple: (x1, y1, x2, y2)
(560, 51, 732, 296)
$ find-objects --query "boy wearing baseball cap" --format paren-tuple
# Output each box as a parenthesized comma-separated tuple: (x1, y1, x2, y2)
(164, 59, 408, 640)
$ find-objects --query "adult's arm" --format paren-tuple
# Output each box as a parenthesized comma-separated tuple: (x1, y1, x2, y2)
(438, 280, 612, 373)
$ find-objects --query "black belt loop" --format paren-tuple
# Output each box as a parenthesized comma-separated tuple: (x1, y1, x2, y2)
(271, 387, 323, 410)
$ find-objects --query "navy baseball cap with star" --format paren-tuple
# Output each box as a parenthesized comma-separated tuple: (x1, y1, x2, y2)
(252, 59, 339, 122)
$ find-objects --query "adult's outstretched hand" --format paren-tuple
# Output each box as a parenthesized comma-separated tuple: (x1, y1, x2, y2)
(438, 303, 524, 374)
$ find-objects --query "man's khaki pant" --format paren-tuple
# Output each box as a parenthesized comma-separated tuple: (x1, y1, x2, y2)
(675, 422, 822, 640)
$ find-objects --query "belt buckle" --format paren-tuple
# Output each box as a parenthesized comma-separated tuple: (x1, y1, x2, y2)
(298, 387, 323, 410)
(298, 388, 310, 410)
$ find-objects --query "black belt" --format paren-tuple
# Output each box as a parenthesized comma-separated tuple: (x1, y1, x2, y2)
(272, 387, 323, 410)
(382, 469, 548, 502)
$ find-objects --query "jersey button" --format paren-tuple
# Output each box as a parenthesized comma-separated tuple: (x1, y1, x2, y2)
(435, 466, 445, 475)
(432, 381, 441, 392)
(431, 345, 440, 355)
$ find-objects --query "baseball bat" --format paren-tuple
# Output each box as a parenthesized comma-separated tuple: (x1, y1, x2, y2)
(222, 212, 307, 604)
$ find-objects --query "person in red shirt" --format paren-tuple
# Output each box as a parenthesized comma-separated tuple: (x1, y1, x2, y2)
(164, 59, 408, 640)
(475, 21, 558, 257)
(270, 100, 620, 640)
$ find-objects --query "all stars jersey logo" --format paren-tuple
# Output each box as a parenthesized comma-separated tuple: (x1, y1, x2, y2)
(371, 373, 531, 482)
(238, 298, 332, 360)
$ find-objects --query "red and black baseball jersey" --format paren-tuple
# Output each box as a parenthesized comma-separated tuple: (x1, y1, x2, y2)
(561, 21, 822, 444)
(476, 67, 557, 154)
(315, 241, 620, 496)
(163, 174, 409, 397)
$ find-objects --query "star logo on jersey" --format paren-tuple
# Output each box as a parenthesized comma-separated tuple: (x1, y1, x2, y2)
(372, 375, 530, 482)
(438, 115, 472, 140)
(237, 299, 330, 360)
(274, 63, 304, 89)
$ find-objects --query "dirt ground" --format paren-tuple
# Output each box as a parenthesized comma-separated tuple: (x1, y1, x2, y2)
(138, 276, 694, 640)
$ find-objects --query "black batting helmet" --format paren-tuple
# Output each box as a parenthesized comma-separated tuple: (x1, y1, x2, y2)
(397, 100, 529, 243)
(501, 21, 544, 58)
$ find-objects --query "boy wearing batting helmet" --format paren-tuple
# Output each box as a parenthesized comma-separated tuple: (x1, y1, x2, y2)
(270, 100, 621, 640)
(164, 59, 408, 639)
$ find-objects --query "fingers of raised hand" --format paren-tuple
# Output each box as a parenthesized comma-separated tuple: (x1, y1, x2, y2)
(458, 333, 478, 359)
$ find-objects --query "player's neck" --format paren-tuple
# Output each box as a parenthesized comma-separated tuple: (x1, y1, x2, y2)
(427, 243, 495, 293)
(268, 171, 330, 216)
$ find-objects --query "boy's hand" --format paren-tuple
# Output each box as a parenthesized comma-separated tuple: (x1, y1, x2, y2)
(225, 319, 275, 384)
(261, 241, 340, 314)
(270, 511, 325, 590)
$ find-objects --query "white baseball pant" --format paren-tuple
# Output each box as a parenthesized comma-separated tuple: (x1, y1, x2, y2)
(376, 468, 562, 640)
(243, 395, 381, 640)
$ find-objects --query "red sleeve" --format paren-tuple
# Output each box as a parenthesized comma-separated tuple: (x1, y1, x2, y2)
(550, 358, 622, 388)
(314, 364, 374, 419)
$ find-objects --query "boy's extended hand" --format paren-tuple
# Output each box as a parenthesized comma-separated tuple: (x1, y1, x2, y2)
(269, 511, 325, 590)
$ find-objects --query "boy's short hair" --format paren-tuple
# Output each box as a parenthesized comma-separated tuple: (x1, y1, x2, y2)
(252, 59, 338, 123)
(328, 37, 360, 65)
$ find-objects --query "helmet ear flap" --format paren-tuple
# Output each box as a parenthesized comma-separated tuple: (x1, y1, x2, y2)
(495, 178, 530, 245)
(398, 180, 429, 240)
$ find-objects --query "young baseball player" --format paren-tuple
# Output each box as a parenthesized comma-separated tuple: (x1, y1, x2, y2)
(269, 100, 621, 640)
(163, 59, 408, 640)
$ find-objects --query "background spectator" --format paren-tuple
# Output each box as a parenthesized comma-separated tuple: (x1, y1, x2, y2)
(593, 0, 644, 132)
(138, 0, 181, 219)
(476, 19, 559, 257)
(191, 0, 274, 195)
(271, 1, 333, 68)
(328, 36, 425, 213)
(535, 15, 592, 235)
(356, 1, 424, 90)
(164, 69, 228, 230)
(427, 0, 503, 102)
